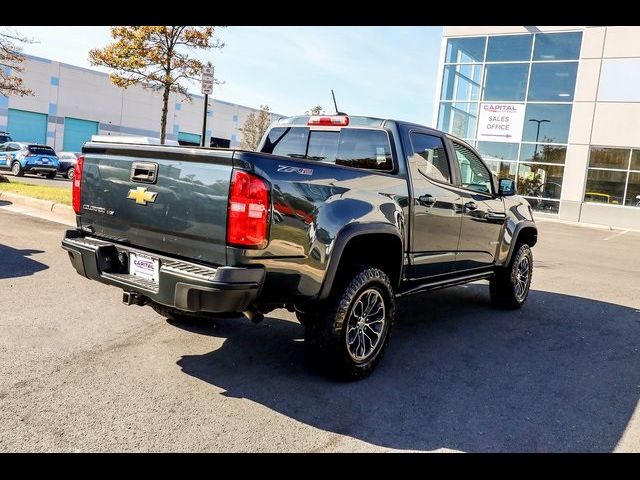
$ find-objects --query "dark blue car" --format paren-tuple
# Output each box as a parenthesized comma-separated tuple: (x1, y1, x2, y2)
(57, 151, 82, 180)
(0, 142, 60, 178)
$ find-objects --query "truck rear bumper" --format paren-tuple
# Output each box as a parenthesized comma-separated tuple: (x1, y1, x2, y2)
(61, 230, 264, 314)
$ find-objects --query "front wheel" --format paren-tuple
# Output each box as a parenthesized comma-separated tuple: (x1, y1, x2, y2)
(490, 243, 533, 309)
(11, 161, 24, 177)
(304, 265, 395, 380)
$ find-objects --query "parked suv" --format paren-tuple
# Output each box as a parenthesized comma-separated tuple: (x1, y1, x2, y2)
(0, 142, 60, 178)
(58, 151, 81, 179)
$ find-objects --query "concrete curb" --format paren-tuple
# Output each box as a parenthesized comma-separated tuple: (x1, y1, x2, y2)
(0, 190, 76, 224)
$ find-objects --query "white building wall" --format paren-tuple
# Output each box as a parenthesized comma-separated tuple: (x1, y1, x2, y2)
(438, 26, 640, 229)
(1, 54, 282, 151)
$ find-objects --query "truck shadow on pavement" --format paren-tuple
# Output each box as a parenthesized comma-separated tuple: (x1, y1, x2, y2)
(0, 244, 48, 279)
(176, 285, 640, 452)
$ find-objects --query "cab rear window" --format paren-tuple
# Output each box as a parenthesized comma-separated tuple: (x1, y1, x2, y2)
(262, 127, 393, 171)
(28, 145, 56, 155)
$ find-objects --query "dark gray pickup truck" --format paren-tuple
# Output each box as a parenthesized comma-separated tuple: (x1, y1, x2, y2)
(62, 114, 537, 379)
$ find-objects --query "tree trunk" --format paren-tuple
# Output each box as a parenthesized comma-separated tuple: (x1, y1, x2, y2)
(160, 83, 170, 145)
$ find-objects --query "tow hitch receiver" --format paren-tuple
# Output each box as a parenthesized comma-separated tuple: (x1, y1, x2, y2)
(123, 291, 147, 306)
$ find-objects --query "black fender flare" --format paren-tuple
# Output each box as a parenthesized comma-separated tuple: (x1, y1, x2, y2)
(317, 222, 404, 301)
(503, 220, 538, 266)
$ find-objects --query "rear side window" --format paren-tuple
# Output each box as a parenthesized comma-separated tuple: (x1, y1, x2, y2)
(28, 145, 56, 155)
(336, 129, 393, 171)
(409, 132, 451, 183)
(261, 126, 393, 171)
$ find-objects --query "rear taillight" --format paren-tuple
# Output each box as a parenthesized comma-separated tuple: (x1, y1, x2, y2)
(226, 169, 270, 248)
(72, 155, 84, 214)
(308, 115, 349, 126)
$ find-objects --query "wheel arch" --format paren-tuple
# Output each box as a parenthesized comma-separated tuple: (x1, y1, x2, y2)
(504, 222, 538, 266)
(318, 223, 404, 301)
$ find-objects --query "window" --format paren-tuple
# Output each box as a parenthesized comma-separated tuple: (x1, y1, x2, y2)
(517, 163, 564, 199)
(441, 64, 482, 101)
(519, 144, 567, 164)
(409, 133, 451, 183)
(486, 34, 533, 62)
(527, 63, 578, 102)
(0, 144, 6, 152)
(483, 64, 529, 101)
(589, 147, 630, 169)
(626, 173, 640, 206)
(476, 141, 519, 161)
(336, 129, 393, 171)
(27, 145, 56, 155)
(584, 147, 640, 207)
(483, 159, 518, 181)
(261, 127, 393, 171)
(437, 103, 478, 140)
(446, 37, 486, 63)
(307, 131, 339, 162)
(453, 143, 493, 194)
(533, 32, 582, 61)
(585, 170, 626, 205)
(522, 104, 572, 144)
(262, 127, 309, 159)
(7, 143, 21, 151)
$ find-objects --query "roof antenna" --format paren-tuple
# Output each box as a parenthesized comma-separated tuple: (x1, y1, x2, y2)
(331, 89, 347, 115)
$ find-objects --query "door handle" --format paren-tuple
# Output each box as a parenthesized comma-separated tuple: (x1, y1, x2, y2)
(418, 194, 436, 206)
(464, 201, 478, 211)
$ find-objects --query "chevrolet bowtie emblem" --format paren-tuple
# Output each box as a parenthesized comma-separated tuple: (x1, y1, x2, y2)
(127, 187, 158, 205)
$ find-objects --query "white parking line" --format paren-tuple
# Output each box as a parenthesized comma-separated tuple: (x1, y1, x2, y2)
(603, 230, 629, 241)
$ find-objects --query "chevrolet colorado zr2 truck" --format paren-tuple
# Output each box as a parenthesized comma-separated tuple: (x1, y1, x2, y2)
(62, 114, 537, 379)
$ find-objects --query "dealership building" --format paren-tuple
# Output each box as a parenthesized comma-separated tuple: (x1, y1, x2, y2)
(0, 54, 281, 152)
(434, 26, 640, 228)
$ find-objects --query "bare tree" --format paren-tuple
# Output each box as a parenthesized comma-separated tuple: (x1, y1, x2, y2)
(89, 26, 224, 144)
(305, 105, 324, 115)
(239, 105, 271, 151)
(0, 28, 34, 97)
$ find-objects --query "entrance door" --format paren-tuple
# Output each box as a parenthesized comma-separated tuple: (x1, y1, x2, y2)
(406, 130, 463, 279)
(450, 141, 506, 270)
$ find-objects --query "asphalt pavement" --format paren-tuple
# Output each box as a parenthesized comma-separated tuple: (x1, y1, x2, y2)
(1, 171, 72, 188)
(0, 209, 639, 452)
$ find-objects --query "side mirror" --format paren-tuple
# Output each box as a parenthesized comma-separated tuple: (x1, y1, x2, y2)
(498, 178, 516, 197)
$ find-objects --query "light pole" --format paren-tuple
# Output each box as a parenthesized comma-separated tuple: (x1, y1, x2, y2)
(528, 118, 550, 160)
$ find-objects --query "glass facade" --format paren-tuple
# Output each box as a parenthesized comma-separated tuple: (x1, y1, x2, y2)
(584, 147, 640, 207)
(438, 31, 582, 214)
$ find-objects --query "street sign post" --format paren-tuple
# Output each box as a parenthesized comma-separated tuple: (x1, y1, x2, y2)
(201, 64, 214, 146)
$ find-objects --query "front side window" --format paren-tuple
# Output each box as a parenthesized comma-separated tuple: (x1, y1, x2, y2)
(409, 132, 451, 183)
(453, 143, 493, 194)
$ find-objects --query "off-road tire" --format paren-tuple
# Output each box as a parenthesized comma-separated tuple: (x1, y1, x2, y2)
(490, 242, 533, 309)
(304, 265, 395, 380)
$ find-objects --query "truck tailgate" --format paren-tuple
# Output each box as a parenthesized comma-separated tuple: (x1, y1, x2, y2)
(79, 143, 233, 266)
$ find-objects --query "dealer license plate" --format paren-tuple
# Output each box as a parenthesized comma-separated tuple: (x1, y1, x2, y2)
(129, 252, 159, 283)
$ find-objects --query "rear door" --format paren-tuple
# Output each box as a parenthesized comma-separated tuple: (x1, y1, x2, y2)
(449, 140, 506, 270)
(402, 128, 463, 278)
(80, 144, 234, 266)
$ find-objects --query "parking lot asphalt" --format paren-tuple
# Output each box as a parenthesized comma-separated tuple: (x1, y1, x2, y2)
(0, 210, 639, 452)
(0, 172, 72, 188)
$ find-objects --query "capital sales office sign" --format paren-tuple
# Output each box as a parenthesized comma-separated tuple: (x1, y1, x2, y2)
(477, 103, 525, 144)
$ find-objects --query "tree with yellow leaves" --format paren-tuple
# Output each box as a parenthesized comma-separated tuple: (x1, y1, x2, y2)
(239, 105, 272, 151)
(0, 28, 34, 97)
(89, 26, 224, 144)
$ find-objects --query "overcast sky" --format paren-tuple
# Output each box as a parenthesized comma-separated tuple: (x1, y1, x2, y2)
(11, 26, 443, 125)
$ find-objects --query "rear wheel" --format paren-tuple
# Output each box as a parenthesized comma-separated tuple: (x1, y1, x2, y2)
(66, 167, 75, 180)
(304, 265, 395, 380)
(490, 242, 533, 309)
(11, 161, 24, 177)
